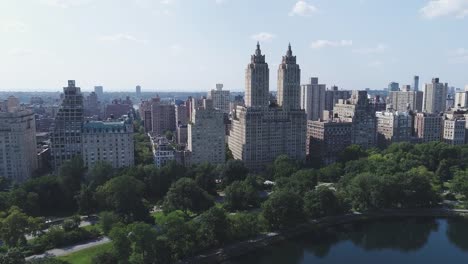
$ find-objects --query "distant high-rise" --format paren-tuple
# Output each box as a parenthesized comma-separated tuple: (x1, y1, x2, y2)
(278, 44, 301, 111)
(208, 84, 230, 113)
(136, 85, 141, 96)
(324, 86, 351, 112)
(51, 80, 84, 170)
(333, 90, 377, 149)
(423, 78, 448, 114)
(150, 97, 176, 135)
(388, 82, 400, 92)
(389, 89, 423, 112)
(301, 77, 326, 120)
(0, 109, 38, 182)
(84, 92, 101, 118)
(245, 42, 269, 108)
(414, 76, 420, 92)
(94, 86, 104, 98)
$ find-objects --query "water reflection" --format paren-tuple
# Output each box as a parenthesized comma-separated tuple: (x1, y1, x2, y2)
(231, 217, 468, 264)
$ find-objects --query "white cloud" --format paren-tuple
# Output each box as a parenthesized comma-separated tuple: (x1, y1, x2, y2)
(251, 32, 276, 42)
(289, 0, 318, 16)
(40, 0, 94, 8)
(420, 0, 468, 19)
(1, 21, 28, 33)
(98, 34, 147, 43)
(160, 0, 176, 4)
(353, 44, 387, 54)
(215, 0, 227, 4)
(310, 40, 352, 49)
(9, 48, 34, 56)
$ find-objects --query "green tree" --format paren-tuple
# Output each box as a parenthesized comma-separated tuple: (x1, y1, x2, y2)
(451, 170, 468, 198)
(157, 211, 197, 260)
(0, 248, 25, 264)
(61, 215, 81, 232)
(273, 155, 300, 179)
(96, 176, 149, 222)
(75, 184, 97, 216)
(274, 169, 318, 196)
(98, 211, 120, 235)
(338, 145, 368, 163)
(304, 186, 345, 218)
(221, 160, 249, 186)
(91, 252, 118, 264)
(88, 161, 114, 189)
(262, 190, 304, 230)
(0, 207, 41, 248)
(196, 207, 228, 249)
(59, 156, 85, 195)
(194, 163, 218, 196)
(109, 224, 131, 262)
(163, 178, 214, 215)
(224, 180, 260, 211)
(228, 213, 261, 241)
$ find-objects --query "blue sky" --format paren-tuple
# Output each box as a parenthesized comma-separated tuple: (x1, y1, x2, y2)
(1, 0, 467, 92)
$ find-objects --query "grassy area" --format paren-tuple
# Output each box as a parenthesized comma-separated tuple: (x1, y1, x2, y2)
(58, 242, 112, 264)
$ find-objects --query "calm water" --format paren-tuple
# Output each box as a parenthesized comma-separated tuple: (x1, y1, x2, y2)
(230, 218, 468, 264)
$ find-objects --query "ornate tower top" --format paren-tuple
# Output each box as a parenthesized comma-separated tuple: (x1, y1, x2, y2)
(251, 42, 266, 64)
(282, 43, 296, 64)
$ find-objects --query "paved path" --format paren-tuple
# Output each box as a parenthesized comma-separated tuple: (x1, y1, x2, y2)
(26, 237, 110, 260)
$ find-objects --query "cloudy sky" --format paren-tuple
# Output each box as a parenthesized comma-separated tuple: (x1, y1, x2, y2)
(1, 0, 467, 92)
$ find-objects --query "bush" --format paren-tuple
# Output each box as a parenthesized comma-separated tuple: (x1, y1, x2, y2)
(228, 213, 262, 241)
(98, 211, 120, 235)
(31, 227, 100, 254)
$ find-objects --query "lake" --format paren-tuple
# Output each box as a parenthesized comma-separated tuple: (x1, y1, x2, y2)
(230, 217, 468, 264)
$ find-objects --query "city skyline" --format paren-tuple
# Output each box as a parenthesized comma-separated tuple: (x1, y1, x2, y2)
(1, 0, 468, 92)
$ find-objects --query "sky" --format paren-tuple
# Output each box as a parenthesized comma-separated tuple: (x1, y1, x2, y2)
(1, 0, 468, 92)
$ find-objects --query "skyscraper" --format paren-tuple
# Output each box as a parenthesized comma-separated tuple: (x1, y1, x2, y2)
(324, 86, 351, 112)
(278, 43, 301, 111)
(245, 42, 269, 108)
(423, 78, 448, 114)
(136, 85, 141, 97)
(301, 77, 326, 120)
(228, 43, 306, 171)
(388, 82, 400, 92)
(414, 76, 420, 92)
(94, 86, 104, 98)
(389, 89, 423, 112)
(51, 80, 84, 170)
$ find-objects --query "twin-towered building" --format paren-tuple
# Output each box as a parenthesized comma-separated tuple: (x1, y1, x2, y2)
(228, 43, 307, 171)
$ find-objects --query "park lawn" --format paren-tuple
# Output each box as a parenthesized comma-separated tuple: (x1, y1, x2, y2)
(58, 242, 112, 264)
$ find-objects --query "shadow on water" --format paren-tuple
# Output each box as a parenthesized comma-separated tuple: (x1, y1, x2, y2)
(229, 217, 453, 264)
(446, 217, 468, 251)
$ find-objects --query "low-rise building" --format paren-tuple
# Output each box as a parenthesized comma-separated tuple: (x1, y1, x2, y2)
(151, 136, 175, 168)
(376, 110, 413, 147)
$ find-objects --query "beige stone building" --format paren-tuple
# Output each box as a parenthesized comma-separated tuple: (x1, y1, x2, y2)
(228, 43, 306, 171)
(208, 84, 230, 114)
(375, 110, 413, 148)
(301, 77, 326, 121)
(389, 89, 423, 112)
(0, 109, 38, 182)
(188, 98, 226, 165)
(81, 119, 134, 168)
(423, 78, 448, 114)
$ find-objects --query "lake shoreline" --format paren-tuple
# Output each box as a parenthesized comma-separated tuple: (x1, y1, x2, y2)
(177, 208, 468, 264)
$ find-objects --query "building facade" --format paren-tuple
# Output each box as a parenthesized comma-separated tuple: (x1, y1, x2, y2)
(0, 109, 38, 182)
(82, 120, 135, 168)
(228, 44, 307, 171)
(376, 110, 413, 148)
(188, 98, 226, 165)
(150, 136, 175, 168)
(208, 84, 230, 114)
(423, 78, 448, 114)
(301, 77, 326, 121)
(325, 86, 351, 111)
(413, 112, 443, 143)
(50, 80, 84, 170)
(333, 90, 377, 149)
(389, 90, 423, 112)
(307, 119, 352, 165)
(443, 118, 466, 145)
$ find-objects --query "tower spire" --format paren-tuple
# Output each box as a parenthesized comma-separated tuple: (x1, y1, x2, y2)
(255, 41, 261, 56)
(287, 42, 292, 57)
